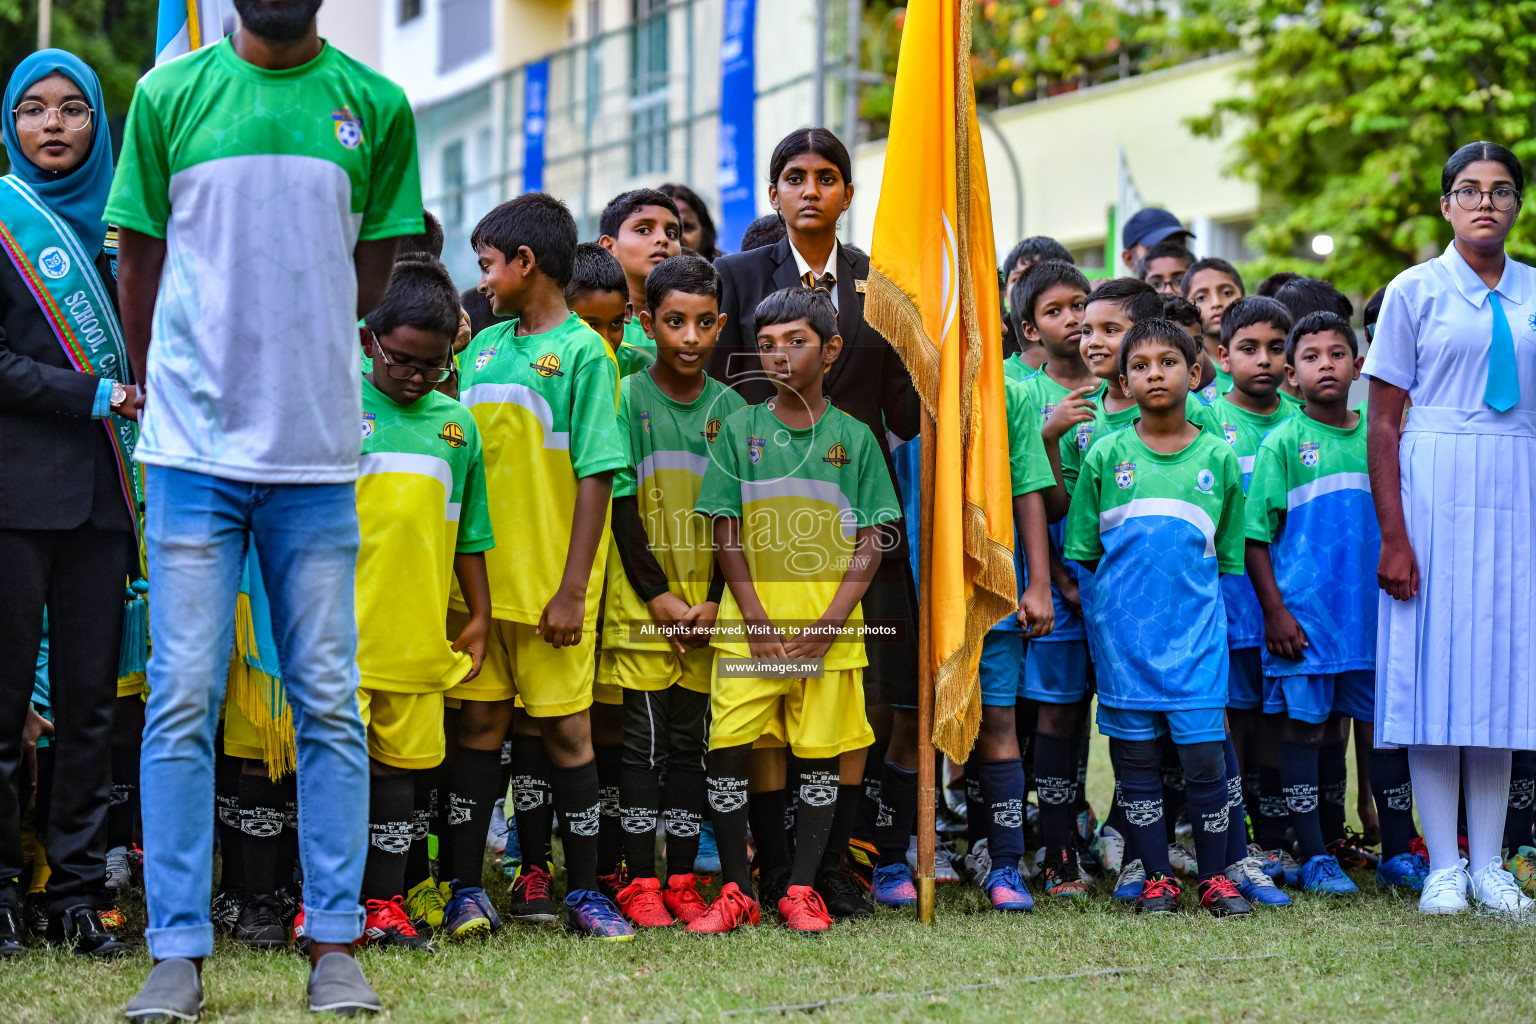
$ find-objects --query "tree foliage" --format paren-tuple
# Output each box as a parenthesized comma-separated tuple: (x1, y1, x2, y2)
(1176, 0, 1536, 293)
(1, 0, 158, 169)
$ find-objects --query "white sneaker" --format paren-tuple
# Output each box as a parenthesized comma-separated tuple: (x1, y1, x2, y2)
(904, 835, 962, 883)
(1470, 856, 1534, 918)
(105, 845, 132, 891)
(936, 839, 962, 883)
(1418, 858, 1471, 915)
(963, 837, 993, 885)
(1092, 826, 1126, 876)
(1168, 841, 1198, 878)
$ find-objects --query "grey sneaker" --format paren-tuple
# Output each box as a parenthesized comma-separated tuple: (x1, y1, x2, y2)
(307, 951, 381, 1016)
(125, 958, 203, 1023)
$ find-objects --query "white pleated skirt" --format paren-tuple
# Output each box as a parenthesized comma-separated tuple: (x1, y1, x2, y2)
(1376, 407, 1536, 749)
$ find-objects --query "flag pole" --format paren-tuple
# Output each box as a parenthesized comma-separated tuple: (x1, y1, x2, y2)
(916, 405, 936, 924)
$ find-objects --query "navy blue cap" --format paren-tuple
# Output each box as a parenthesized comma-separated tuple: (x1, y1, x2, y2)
(1121, 208, 1193, 249)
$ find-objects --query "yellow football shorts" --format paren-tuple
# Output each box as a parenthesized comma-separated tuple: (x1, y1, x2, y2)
(444, 611, 595, 718)
(358, 687, 446, 770)
(221, 698, 264, 761)
(593, 646, 623, 707)
(708, 661, 872, 759)
(599, 646, 713, 697)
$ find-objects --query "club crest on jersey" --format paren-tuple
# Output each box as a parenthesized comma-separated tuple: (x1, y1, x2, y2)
(331, 106, 363, 150)
(640, 411, 651, 434)
(361, 412, 375, 439)
(1077, 424, 1094, 451)
(1196, 468, 1215, 494)
(531, 352, 563, 377)
(1114, 461, 1136, 489)
(1202, 383, 1219, 402)
(1299, 441, 1320, 468)
(703, 417, 722, 443)
(823, 442, 850, 468)
(747, 434, 766, 464)
(1039, 402, 1057, 422)
(474, 348, 495, 371)
(438, 422, 466, 448)
(1222, 423, 1238, 446)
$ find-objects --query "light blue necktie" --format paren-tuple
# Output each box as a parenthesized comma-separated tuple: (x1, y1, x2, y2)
(1485, 290, 1520, 412)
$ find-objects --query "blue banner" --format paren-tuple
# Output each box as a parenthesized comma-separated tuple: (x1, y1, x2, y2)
(522, 60, 549, 193)
(716, 0, 756, 254)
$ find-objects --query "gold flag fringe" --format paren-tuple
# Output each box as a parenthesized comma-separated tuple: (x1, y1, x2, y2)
(229, 593, 296, 780)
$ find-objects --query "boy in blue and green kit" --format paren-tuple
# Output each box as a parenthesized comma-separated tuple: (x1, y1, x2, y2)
(1064, 318, 1252, 919)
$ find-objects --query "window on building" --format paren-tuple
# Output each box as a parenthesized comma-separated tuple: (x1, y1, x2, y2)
(398, 0, 422, 24)
(442, 140, 466, 228)
(629, 0, 668, 175)
(439, 0, 492, 73)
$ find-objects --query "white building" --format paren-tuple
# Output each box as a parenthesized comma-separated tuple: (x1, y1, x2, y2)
(322, 2, 1261, 286)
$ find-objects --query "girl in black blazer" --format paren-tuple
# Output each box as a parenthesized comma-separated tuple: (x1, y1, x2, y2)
(709, 128, 925, 918)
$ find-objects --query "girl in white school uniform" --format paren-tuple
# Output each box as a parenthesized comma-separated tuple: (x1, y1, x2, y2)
(1365, 141, 1536, 917)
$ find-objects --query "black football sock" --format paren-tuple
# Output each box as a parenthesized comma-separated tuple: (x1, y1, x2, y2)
(963, 758, 986, 847)
(1073, 725, 1092, 815)
(663, 762, 706, 878)
(873, 762, 918, 867)
(238, 772, 288, 897)
(1178, 741, 1230, 883)
(550, 759, 602, 893)
(404, 769, 436, 885)
(1222, 736, 1248, 868)
(445, 747, 500, 888)
(783, 756, 802, 853)
(1105, 781, 1130, 837)
(499, 736, 514, 795)
(1319, 739, 1348, 844)
(1241, 767, 1262, 847)
(1033, 732, 1076, 865)
(1256, 763, 1288, 850)
(511, 740, 555, 872)
(279, 777, 299, 892)
(707, 745, 753, 891)
(852, 737, 887, 844)
(618, 759, 662, 880)
(1109, 739, 1170, 876)
(789, 758, 840, 887)
(1279, 739, 1326, 861)
(748, 788, 790, 882)
(214, 748, 244, 894)
(362, 773, 414, 902)
(663, 686, 710, 878)
(595, 742, 624, 878)
(978, 757, 1026, 873)
(1506, 750, 1536, 853)
(819, 784, 863, 875)
(1370, 748, 1416, 859)
(1159, 739, 1186, 844)
(108, 731, 140, 851)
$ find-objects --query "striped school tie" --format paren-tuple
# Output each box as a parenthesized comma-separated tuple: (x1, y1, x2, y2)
(1485, 290, 1520, 412)
(802, 271, 835, 294)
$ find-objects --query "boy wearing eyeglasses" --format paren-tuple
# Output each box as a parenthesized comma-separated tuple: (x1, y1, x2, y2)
(353, 252, 494, 946)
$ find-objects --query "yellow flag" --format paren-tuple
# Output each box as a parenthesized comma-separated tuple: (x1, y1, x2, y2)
(866, 0, 1015, 761)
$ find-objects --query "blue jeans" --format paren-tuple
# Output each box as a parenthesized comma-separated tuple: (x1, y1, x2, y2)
(140, 467, 367, 959)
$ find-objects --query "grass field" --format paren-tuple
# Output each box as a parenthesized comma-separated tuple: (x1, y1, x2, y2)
(8, 735, 1534, 1023)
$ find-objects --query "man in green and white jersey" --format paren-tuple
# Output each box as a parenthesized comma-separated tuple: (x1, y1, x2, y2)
(110, 3, 422, 1016)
